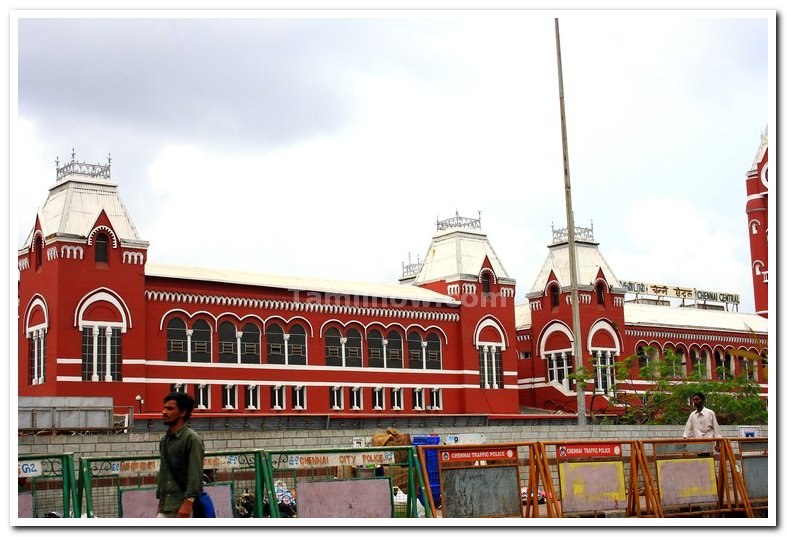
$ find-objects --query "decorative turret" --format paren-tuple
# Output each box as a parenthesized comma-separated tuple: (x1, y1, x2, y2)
(745, 126, 768, 317)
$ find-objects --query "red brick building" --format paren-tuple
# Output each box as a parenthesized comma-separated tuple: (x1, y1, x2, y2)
(18, 151, 767, 420)
(745, 126, 769, 318)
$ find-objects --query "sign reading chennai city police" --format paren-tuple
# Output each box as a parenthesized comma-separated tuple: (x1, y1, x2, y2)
(282, 451, 395, 469)
(618, 280, 740, 304)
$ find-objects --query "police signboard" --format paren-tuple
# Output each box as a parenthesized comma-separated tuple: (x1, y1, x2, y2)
(439, 448, 517, 463)
(557, 444, 622, 459)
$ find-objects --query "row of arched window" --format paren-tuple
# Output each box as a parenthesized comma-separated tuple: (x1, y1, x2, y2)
(635, 344, 766, 382)
(165, 319, 443, 369)
(31, 231, 110, 271)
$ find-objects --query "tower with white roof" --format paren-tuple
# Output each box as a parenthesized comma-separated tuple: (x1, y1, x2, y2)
(745, 126, 768, 318)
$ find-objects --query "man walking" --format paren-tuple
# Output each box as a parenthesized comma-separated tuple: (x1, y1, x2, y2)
(157, 392, 205, 518)
(683, 392, 722, 451)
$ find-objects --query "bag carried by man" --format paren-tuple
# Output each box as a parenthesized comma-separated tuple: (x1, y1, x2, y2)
(160, 451, 216, 518)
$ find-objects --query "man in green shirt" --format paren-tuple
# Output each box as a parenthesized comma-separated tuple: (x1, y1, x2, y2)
(156, 391, 205, 518)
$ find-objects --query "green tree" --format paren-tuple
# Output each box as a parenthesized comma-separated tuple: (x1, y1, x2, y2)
(570, 347, 767, 425)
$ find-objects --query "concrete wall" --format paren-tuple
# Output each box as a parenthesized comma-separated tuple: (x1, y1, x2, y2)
(18, 424, 765, 460)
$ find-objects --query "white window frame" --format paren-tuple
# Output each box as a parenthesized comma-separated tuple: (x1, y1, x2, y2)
(330, 386, 344, 410)
(390, 387, 403, 410)
(27, 324, 47, 385)
(245, 385, 259, 410)
(222, 384, 237, 409)
(429, 388, 442, 410)
(292, 385, 306, 410)
(196, 383, 210, 409)
(412, 388, 424, 411)
(82, 322, 124, 382)
(271, 385, 285, 410)
(350, 386, 362, 410)
(372, 387, 385, 410)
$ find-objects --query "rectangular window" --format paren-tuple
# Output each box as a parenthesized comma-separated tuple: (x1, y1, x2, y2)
(193, 341, 209, 354)
(290, 344, 305, 356)
(372, 387, 385, 410)
(369, 348, 382, 360)
(222, 384, 237, 409)
(28, 330, 46, 385)
(412, 388, 424, 410)
(519, 351, 532, 360)
(271, 385, 285, 410)
(350, 387, 362, 410)
(195, 384, 210, 409)
(326, 346, 340, 358)
(220, 341, 235, 354)
(429, 388, 442, 410)
(390, 387, 403, 410)
(347, 347, 361, 359)
(292, 386, 306, 409)
(245, 385, 259, 409)
(330, 386, 344, 410)
(243, 342, 258, 355)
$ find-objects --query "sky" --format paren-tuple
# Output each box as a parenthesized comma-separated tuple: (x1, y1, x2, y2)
(11, 10, 772, 313)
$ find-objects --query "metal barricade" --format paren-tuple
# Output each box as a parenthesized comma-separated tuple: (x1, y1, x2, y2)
(18, 453, 79, 518)
(261, 446, 431, 518)
(78, 450, 264, 518)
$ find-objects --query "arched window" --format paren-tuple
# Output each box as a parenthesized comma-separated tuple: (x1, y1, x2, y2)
(288, 324, 307, 365)
(345, 328, 363, 367)
(368, 329, 384, 368)
(218, 321, 237, 363)
(407, 332, 423, 369)
(240, 323, 261, 364)
(267, 324, 285, 364)
(35, 236, 43, 270)
(95, 233, 109, 264)
(596, 283, 605, 305)
(167, 318, 187, 361)
(550, 284, 560, 308)
(689, 348, 708, 378)
(191, 319, 212, 363)
(714, 350, 732, 380)
(481, 273, 492, 294)
(425, 333, 442, 370)
(387, 331, 403, 368)
(325, 327, 342, 366)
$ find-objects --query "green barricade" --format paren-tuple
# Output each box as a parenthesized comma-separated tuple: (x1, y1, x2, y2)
(260, 446, 431, 518)
(18, 453, 79, 518)
(78, 450, 265, 518)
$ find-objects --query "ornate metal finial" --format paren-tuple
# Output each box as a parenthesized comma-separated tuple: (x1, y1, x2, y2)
(55, 156, 60, 168)
(401, 251, 423, 278)
(71, 148, 76, 162)
(56, 150, 112, 182)
(436, 211, 483, 232)
(107, 153, 112, 166)
(551, 222, 595, 244)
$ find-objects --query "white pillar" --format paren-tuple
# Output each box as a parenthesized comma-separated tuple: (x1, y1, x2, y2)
(283, 333, 291, 365)
(104, 327, 113, 382)
(421, 341, 428, 370)
(340, 337, 347, 367)
(186, 329, 193, 363)
(32, 331, 39, 385)
(491, 347, 498, 389)
(483, 345, 490, 388)
(92, 327, 100, 381)
(236, 331, 243, 364)
(382, 339, 388, 368)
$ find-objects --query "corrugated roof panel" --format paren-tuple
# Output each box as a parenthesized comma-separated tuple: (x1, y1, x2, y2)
(145, 263, 460, 306)
(624, 303, 767, 334)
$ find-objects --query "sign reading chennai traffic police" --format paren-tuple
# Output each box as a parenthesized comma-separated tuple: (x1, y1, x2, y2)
(281, 451, 395, 469)
(439, 448, 518, 463)
(557, 443, 622, 459)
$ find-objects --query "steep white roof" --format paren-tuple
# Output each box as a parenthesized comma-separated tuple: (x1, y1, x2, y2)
(413, 227, 513, 285)
(146, 263, 460, 306)
(530, 241, 620, 293)
(624, 303, 768, 335)
(515, 303, 532, 330)
(23, 171, 146, 249)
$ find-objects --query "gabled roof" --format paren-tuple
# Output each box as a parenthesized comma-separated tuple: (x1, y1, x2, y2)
(22, 165, 146, 249)
(145, 263, 460, 306)
(413, 227, 514, 285)
(529, 241, 620, 294)
(624, 303, 768, 335)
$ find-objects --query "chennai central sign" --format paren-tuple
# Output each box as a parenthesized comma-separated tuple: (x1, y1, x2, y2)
(618, 280, 740, 304)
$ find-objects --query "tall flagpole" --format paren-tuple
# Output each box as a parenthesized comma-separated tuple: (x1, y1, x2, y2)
(554, 18, 587, 425)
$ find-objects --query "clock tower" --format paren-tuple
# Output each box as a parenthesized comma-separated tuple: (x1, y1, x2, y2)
(745, 126, 768, 318)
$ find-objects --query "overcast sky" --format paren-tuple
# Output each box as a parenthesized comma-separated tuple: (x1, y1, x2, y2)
(12, 10, 772, 313)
